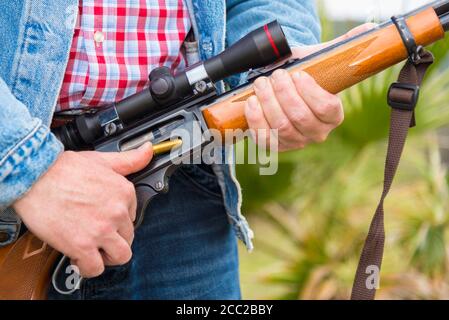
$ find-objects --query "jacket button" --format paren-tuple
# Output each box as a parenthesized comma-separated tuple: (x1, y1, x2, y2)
(201, 40, 213, 54)
(0, 232, 10, 243)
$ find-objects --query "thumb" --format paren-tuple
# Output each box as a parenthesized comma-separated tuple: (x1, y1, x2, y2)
(292, 23, 377, 59)
(99, 143, 153, 176)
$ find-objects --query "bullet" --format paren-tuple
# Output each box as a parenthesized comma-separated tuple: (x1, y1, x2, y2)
(153, 139, 183, 155)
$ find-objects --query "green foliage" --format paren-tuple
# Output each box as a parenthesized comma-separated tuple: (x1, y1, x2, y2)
(237, 28, 449, 299)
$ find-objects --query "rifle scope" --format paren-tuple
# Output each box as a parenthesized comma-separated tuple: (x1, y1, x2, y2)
(53, 21, 291, 150)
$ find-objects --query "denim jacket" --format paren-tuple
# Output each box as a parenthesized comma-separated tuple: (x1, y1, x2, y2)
(0, 0, 320, 249)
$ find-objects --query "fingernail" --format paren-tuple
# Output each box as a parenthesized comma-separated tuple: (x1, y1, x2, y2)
(254, 77, 268, 91)
(247, 96, 259, 110)
(138, 142, 152, 150)
(292, 72, 302, 81)
(272, 69, 286, 81)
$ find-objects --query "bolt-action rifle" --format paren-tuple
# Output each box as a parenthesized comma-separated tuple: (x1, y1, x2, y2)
(1, 0, 449, 300)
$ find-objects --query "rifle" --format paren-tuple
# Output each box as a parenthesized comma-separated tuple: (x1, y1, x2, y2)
(1, 0, 449, 300)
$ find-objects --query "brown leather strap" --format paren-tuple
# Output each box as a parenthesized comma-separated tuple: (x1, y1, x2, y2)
(350, 50, 434, 300)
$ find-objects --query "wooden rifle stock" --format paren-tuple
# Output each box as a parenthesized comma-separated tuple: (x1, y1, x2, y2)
(0, 232, 59, 299)
(0, 6, 446, 300)
(202, 8, 445, 134)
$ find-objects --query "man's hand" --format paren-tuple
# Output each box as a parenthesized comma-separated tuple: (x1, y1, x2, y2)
(245, 24, 375, 151)
(13, 143, 153, 278)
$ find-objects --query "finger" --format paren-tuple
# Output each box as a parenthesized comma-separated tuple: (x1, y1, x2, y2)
(124, 179, 137, 223)
(344, 22, 377, 38)
(293, 71, 344, 126)
(253, 77, 302, 146)
(314, 23, 376, 51)
(100, 233, 132, 266)
(271, 69, 326, 144)
(245, 95, 273, 148)
(99, 142, 153, 176)
(293, 23, 377, 58)
(118, 216, 135, 247)
(72, 251, 104, 278)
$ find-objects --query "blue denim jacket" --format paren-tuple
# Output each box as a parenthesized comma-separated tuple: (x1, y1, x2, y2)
(0, 0, 320, 249)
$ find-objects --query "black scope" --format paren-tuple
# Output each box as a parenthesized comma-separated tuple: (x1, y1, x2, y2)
(204, 21, 291, 82)
(53, 21, 292, 150)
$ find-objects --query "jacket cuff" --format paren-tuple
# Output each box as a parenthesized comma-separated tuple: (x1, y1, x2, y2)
(0, 122, 63, 210)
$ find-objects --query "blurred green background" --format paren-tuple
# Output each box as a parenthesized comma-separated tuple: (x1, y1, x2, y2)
(236, 2, 449, 299)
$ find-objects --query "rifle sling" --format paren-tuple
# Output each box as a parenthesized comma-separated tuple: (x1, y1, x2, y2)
(350, 49, 434, 300)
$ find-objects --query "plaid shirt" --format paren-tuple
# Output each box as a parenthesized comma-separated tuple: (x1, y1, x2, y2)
(56, 0, 191, 111)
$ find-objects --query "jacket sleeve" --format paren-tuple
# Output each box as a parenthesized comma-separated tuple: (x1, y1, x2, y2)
(226, 0, 321, 48)
(0, 77, 63, 211)
(225, 0, 321, 87)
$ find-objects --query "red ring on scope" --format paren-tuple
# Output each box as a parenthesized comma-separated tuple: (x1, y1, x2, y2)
(264, 24, 281, 59)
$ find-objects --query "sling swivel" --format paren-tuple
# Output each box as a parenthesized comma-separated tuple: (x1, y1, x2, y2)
(391, 15, 423, 64)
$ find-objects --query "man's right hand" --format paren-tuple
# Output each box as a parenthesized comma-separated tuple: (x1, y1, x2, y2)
(12, 143, 153, 278)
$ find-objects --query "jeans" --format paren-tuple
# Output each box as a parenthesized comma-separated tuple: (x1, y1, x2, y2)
(48, 164, 241, 300)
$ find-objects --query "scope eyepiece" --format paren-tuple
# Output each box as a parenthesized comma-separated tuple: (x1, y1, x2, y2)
(203, 21, 292, 82)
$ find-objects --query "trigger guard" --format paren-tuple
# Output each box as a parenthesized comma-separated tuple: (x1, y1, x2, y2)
(134, 185, 158, 229)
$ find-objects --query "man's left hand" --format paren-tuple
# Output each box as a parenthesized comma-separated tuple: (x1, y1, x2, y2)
(245, 23, 375, 151)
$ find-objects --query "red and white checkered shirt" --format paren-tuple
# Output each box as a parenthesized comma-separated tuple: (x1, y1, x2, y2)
(56, 0, 191, 111)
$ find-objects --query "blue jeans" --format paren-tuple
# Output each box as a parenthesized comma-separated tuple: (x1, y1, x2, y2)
(48, 165, 241, 300)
